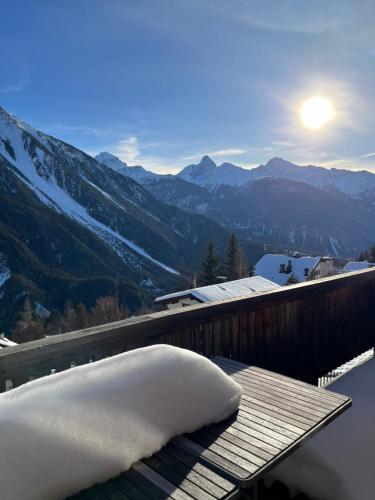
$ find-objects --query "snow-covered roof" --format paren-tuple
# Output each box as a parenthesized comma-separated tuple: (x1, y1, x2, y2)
(255, 254, 322, 286)
(155, 276, 280, 304)
(0, 336, 17, 348)
(343, 261, 375, 273)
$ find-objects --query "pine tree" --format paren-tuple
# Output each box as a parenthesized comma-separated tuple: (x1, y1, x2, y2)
(199, 240, 221, 286)
(369, 244, 375, 262)
(224, 233, 249, 281)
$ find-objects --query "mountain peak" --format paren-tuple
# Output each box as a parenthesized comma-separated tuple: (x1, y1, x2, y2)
(95, 152, 127, 171)
(199, 155, 216, 168)
(264, 157, 294, 168)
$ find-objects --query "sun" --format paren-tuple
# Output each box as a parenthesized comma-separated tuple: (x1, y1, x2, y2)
(300, 96, 335, 130)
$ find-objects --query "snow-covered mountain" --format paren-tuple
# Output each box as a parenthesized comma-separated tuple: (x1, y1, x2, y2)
(95, 151, 160, 184)
(177, 155, 375, 198)
(178, 155, 252, 191)
(0, 107, 230, 331)
(94, 150, 375, 257)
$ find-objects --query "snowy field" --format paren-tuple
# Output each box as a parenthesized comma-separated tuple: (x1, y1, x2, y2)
(268, 356, 375, 500)
(0, 345, 241, 500)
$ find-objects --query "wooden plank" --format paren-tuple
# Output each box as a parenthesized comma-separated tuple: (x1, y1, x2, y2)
(160, 447, 229, 497)
(238, 396, 312, 431)
(144, 455, 215, 500)
(121, 468, 167, 499)
(178, 358, 351, 488)
(166, 443, 235, 493)
(240, 403, 308, 436)
(133, 462, 192, 500)
(215, 357, 348, 406)
(230, 369, 338, 411)
(233, 378, 329, 419)
(174, 437, 250, 480)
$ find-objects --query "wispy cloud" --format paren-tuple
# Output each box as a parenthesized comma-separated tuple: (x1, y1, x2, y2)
(115, 136, 140, 163)
(272, 140, 295, 148)
(358, 152, 375, 160)
(0, 80, 27, 93)
(180, 147, 248, 163)
(209, 148, 247, 157)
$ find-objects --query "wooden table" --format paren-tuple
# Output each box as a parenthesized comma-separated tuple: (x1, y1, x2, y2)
(179, 357, 351, 488)
(70, 357, 351, 498)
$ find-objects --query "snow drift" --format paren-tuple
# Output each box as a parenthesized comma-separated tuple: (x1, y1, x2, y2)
(0, 345, 242, 500)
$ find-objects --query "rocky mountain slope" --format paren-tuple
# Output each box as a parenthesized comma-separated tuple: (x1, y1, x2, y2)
(0, 107, 230, 331)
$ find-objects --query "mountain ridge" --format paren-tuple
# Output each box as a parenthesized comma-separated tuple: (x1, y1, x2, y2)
(97, 149, 375, 198)
(0, 107, 231, 331)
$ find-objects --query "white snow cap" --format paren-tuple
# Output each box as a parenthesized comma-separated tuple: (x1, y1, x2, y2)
(0, 345, 242, 500)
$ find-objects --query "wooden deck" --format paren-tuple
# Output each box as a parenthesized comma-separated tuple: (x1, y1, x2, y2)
(70, 358, 350, 498)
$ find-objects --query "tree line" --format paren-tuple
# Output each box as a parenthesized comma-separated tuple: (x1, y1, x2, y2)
(11, 295, 132, 344)
(10, 232, 254, 343)
(358, 244, 375, 262)
(176, 232, 255, 290)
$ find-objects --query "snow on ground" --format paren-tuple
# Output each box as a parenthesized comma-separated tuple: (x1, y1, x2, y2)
(0, 345, 241, 500)
(0, 115, 177, 275)
(267, 356, 375, 500)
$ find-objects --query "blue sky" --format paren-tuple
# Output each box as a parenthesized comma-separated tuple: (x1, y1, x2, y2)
(1, 0, 375, 173)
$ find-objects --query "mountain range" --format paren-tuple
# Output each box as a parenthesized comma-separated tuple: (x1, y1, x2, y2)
(1, 104, 375, 332)
(96, 153, 375, 258)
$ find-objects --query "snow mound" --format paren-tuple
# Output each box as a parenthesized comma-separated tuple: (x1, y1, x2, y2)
(0, 345, 242, 500)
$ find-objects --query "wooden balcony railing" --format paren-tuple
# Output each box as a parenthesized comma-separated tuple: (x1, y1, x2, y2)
(1, 268, 375, 392)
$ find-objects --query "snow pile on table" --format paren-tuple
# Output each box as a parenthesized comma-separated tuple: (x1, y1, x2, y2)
(267, 356, 375, 500)
(0, 344, 242, 500)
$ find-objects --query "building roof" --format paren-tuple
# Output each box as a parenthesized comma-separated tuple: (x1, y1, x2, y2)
(0, 336, 17, 348)
(343, 261, 375, 273)
(155, 276, 280, 304)
(255, 254, 322, 286)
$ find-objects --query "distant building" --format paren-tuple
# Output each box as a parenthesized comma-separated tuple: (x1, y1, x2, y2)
(255, 254, 334, 286)
(343, 261, 375, 273)
(155, 276, 280, 309)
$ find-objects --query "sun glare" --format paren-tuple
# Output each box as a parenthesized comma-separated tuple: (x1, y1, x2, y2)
(300, 96, 335, 130)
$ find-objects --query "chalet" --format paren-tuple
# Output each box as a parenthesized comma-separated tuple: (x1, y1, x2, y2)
(255, 253, 334, 285)
(155, 275, 280, 309)
(343, 260, 375, 273)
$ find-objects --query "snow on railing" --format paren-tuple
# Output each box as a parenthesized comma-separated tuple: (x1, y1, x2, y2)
(1, 268, 375, 392)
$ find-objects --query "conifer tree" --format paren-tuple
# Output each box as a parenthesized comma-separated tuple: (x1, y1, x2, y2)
(224, 233, 249, 280)
(199, 240, 221, 286)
